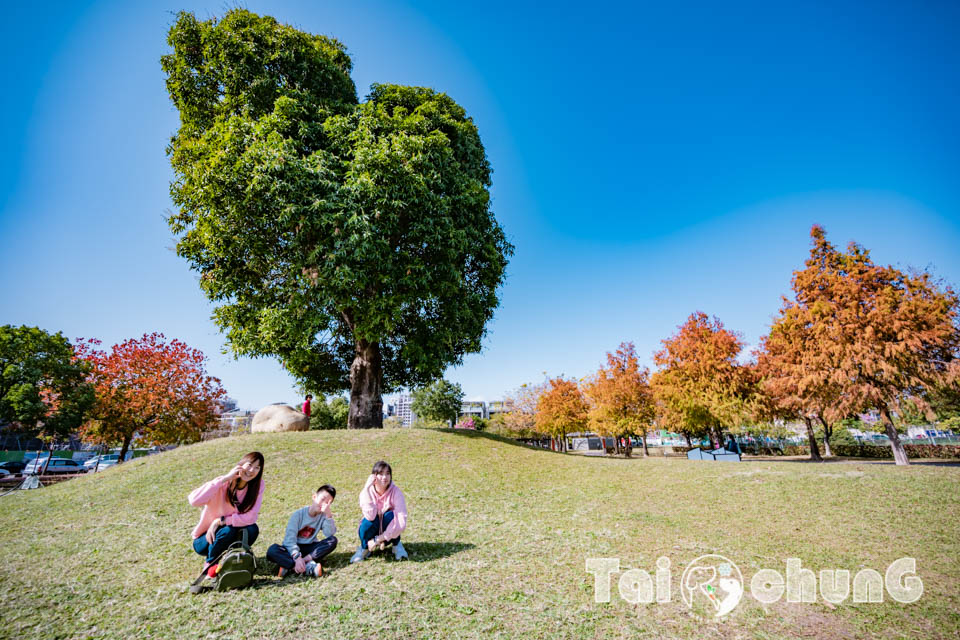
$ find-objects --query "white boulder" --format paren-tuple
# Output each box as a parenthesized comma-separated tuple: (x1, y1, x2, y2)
(251, 403, 310, 433)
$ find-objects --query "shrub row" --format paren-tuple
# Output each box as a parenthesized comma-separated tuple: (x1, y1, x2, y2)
(830, 443, 960, 459)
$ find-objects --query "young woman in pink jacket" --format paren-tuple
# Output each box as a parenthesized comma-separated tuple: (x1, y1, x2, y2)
(350, 460, 408, 562)
(188, 451, 265, 577)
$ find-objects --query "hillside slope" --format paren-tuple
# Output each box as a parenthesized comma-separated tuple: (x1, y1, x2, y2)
(1, 429, 958, 639)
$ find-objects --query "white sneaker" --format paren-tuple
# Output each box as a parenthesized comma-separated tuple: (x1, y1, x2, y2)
(305, 561, 322, 577)
(350, 546, 369, 564)
(393, 541, 408, 561)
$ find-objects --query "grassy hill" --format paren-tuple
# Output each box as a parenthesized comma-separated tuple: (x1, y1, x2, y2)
(0, 428, 958, 639)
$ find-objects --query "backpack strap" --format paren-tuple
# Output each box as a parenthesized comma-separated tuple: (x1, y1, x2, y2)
(189, 564, 212, 594)
(189, 547, 231, 595)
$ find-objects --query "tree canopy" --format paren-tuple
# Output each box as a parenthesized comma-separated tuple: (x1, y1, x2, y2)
(502, 382, 547, 439)
(0, 325, 93, 441)
(582, 342, 654, 455)
(162, 10, 512, 429)
(411, 379, 464, 425)
(651, 312, 755, 444)
(77, 333, 225, 462)
(535, 377, 588, 450)
(309, 395, 350, 430)
(759, 225, 960, 465)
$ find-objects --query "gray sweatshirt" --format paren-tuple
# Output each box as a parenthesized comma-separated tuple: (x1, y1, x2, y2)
(283, 506, 337, 559)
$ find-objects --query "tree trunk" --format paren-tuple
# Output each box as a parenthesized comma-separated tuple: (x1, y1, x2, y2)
(803, 416, 823, 461)
(684, 433, 692, 448)
(641, 430, 649, 457)
(40, 442, 53, 475)
(880, 405, 910, 466)
(348, 339, 383, 429)
(118, 433, 133, 465)
(817, 415, 833, 458)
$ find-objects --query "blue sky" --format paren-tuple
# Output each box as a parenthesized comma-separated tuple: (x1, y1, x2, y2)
(3, 0, 959, 410)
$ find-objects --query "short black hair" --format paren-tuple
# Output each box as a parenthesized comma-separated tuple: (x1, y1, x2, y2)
(371, 460, 393, 477)
(316, 484, 336, 499)
(306, 394, 313, 399)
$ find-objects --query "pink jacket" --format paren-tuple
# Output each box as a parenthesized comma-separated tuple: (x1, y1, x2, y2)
(359, 475, 408, 541)
(188, 474, 264, 539)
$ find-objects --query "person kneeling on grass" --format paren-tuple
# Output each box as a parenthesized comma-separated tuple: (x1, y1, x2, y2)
(188, 451, 265, 579)
(350, 460, 408, 563)
(267, 484, 338, 578)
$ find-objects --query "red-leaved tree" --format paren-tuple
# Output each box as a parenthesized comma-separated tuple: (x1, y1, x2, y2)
(77, 333, 226, 462)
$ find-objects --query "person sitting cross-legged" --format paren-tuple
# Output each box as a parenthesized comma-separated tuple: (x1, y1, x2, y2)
(267, 484, 338, 578)
(350, 460, 408, 563)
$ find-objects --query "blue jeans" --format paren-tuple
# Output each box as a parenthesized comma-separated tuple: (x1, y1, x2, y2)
(192, 523, 259, 564)
(266, 536, 338, 569)
(358, 510, 399, 547)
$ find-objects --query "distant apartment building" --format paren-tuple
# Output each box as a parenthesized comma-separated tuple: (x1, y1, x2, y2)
(457, 399, 512, 420)
(388, 394, 512, 425)
(461, 401, 485, 419)
(396, 394, 415, 427)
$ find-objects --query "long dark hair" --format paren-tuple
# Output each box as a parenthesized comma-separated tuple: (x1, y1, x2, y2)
(228, 451, 264, 514)
(372, 460, 393, 478)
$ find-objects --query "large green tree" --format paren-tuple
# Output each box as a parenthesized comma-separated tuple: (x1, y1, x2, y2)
(0, 325, 93, 441)
(411, 379, 464, 425)
(162, 10, 511, 429)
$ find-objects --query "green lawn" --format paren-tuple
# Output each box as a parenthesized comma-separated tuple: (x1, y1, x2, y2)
(1, 429, 957, 639)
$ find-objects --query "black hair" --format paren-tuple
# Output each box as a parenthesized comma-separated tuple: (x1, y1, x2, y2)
(371, 460, 393, 477)
(228, 451, 264, 514)
(316, 484, 336, 500)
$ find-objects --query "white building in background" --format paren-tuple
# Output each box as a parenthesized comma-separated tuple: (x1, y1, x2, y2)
(387, 394, 512, 425)
(461, 400, 485, 419)
(396, 394, 416, 427)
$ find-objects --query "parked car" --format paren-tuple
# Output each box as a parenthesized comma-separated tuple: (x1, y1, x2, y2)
(22, 458, 84, 474)
(83, 454, 121, 472)
(88, 460, 118, 472)
(0, 460, 27, 476)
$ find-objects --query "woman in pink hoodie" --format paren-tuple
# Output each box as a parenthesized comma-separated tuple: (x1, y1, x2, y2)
(188, 451, 265, 576)
(350, 460, 408, 562)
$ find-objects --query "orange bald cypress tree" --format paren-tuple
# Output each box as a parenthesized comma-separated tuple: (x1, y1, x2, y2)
(760, 226, 960, 466)
(651, 312, 755, 448)
(583, 342, 655, 456)
(535, 377, 588, 452)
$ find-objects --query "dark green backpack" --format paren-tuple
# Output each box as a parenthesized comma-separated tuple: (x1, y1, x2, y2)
(190, 529, 257, 594)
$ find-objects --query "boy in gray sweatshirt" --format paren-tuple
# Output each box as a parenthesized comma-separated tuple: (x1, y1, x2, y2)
(267, 484, 338, 577)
